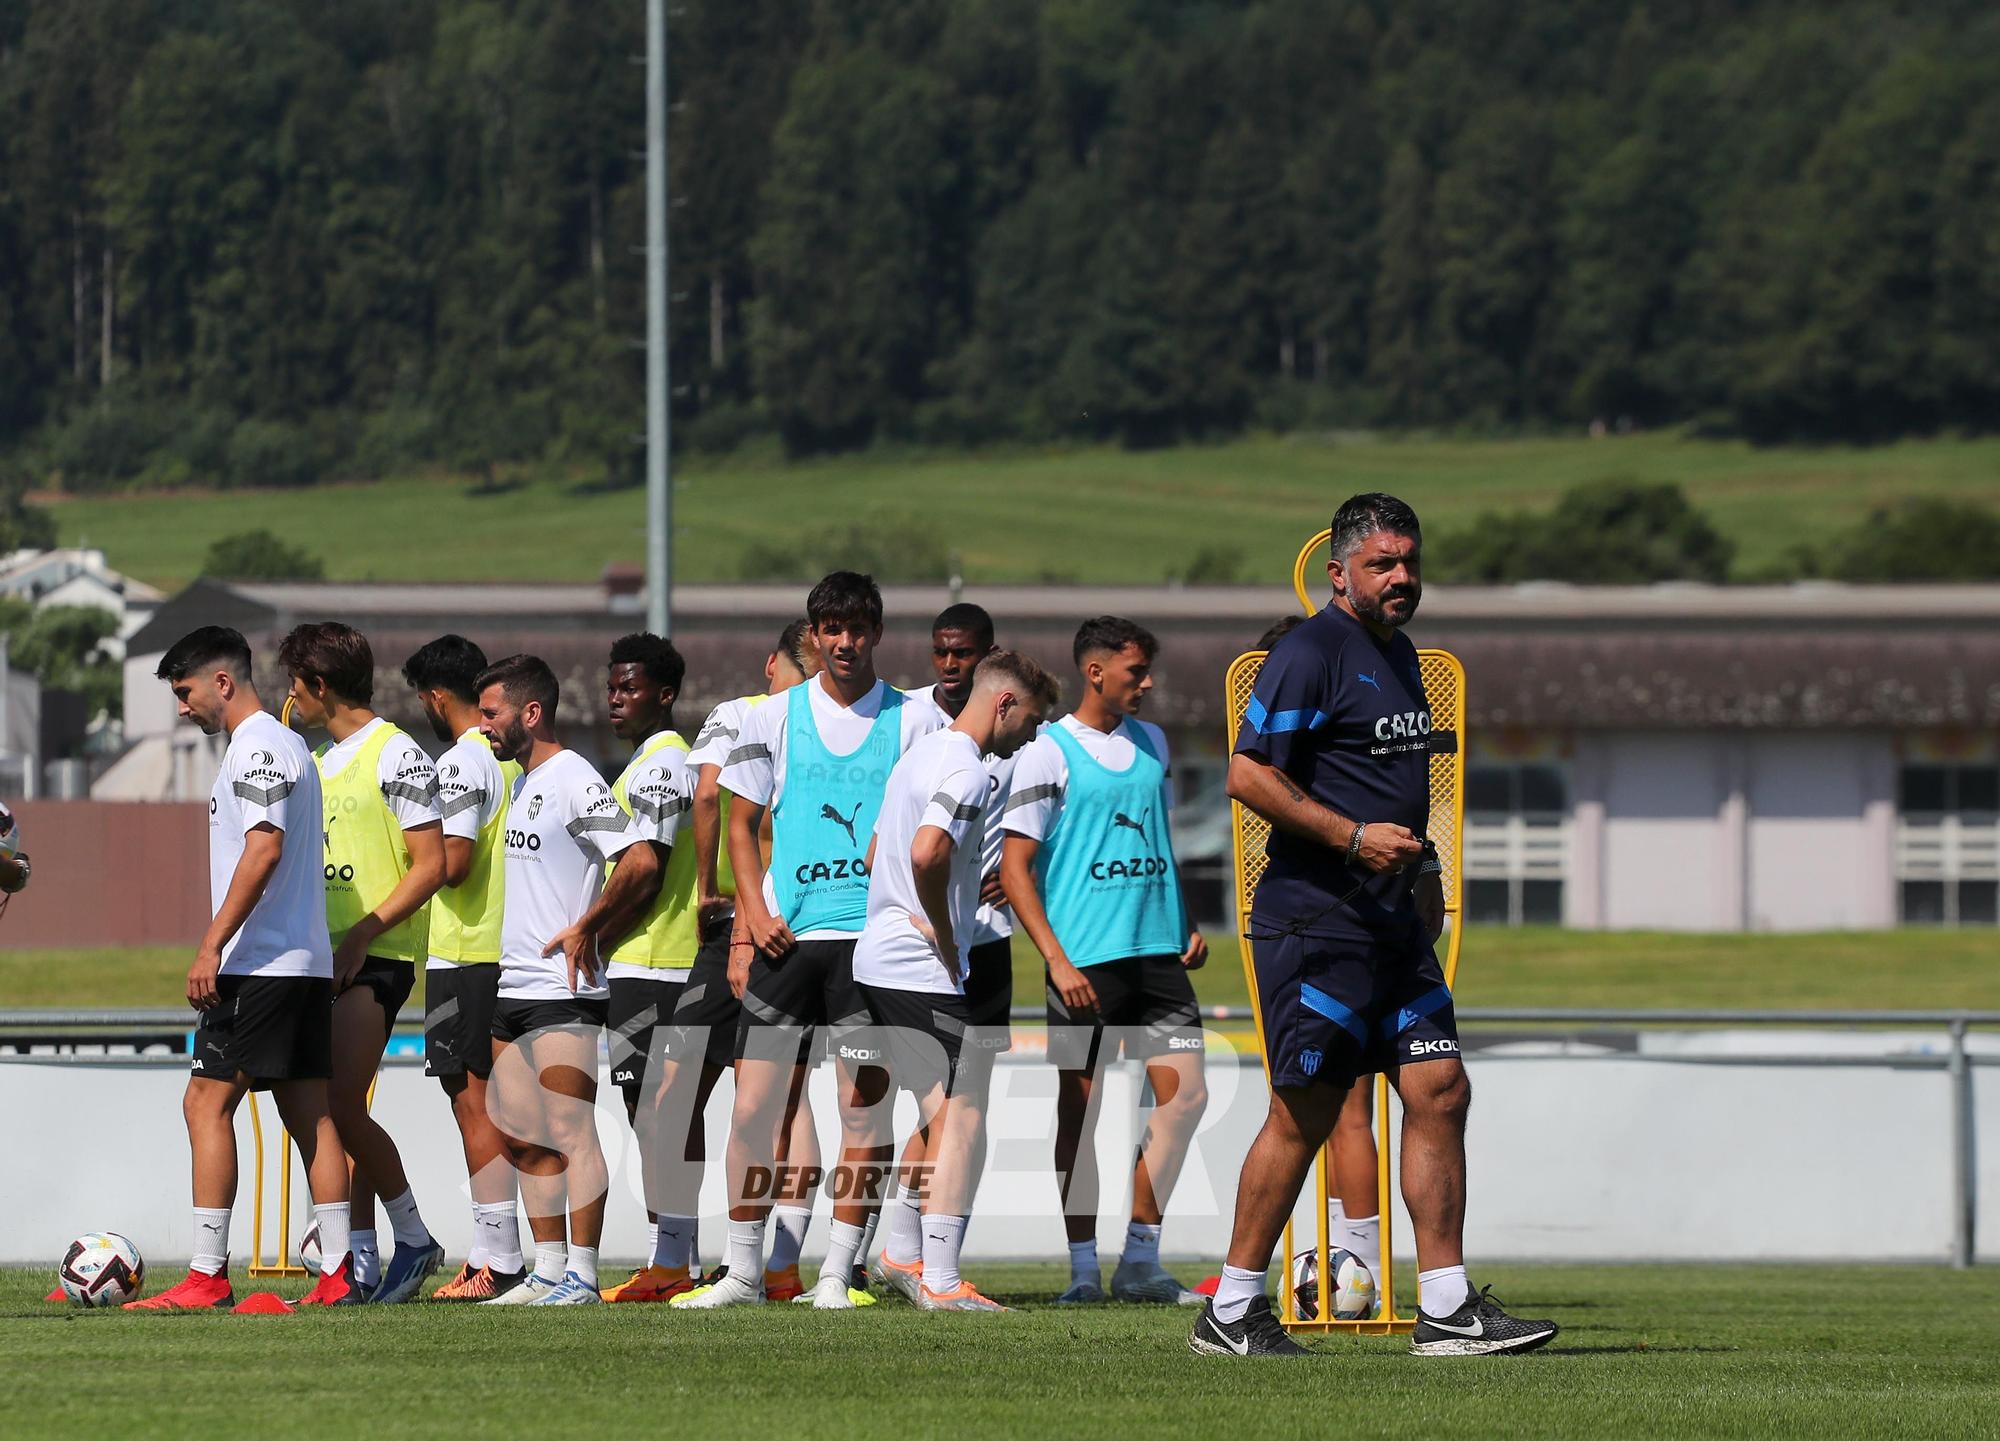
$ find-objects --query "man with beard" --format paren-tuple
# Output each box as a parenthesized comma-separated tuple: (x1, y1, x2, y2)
(1191, 494, 1557, 1359)
(402, 635, 527, 1301)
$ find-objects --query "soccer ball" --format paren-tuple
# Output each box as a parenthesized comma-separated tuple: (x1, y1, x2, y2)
(58, 1233, 145, 1307)
(1290, 1245, 1379, 1322)
(298, 1220, 323, 1276)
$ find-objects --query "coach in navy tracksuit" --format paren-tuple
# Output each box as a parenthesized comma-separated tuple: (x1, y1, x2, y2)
(1189, 493, 1558, 1359)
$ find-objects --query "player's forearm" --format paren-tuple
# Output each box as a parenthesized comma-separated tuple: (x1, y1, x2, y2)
(911, 835, 957, 960)
(204, 843, 281, 953)
(581, 842, 663, 938)
(692, 768, 724, 896)
(728, 803, 776, 930)
(1000, 840, 1066, 966)
(350, 833, 447, 942)
(1226, 752, 1356, 852)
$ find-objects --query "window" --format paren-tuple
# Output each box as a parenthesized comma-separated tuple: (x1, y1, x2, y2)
(1464, 764, 1568, 926)
(1896, 765, 1999, 927)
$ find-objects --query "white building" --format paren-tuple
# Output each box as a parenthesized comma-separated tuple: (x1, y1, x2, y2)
(0, 546, 164, 658)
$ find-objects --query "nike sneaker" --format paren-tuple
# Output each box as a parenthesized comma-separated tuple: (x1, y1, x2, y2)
(482, 1271, 561, 1306)
(370, 1238, 445, 1304)
(433, 1264, 524, 1302)
(1055, 1275, 1107, 1304)
(1410, 1286, 1558, 1357)
(1188, 1295, 1311, 1357)
(670, 1270, 763, 1308)
(868, 1250, 923, 1303)
(1112, 1259, 1203, 1305)
(123, 1268, 234, 1312)
(916, 1281, 1011, 1312)
(527, 1272, 604, 1306)
(601, 1264, 694, 1303)
(762, 1265, 804, 1304)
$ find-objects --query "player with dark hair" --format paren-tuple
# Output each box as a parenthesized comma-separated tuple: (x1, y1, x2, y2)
(1193, 493, 1556, 1358)
(681, 572, 943, 1309)
(634, 623, 825, 1305)
(1001, 616, 1210, 1306)
(402, 635, 527, 1301)
(278, 621, 447, 1303)
(130, 628, 358, 1310)
(475, 654, 663, 1305)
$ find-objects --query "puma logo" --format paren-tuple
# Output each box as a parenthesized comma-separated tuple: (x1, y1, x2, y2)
(1112, 809, 1150, 835)
(821, 801, 863, 845)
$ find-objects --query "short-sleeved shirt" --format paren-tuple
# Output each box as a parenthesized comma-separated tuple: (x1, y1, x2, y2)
(498, 749, 642, 1000)
(719, 677, 944, 940)
(314, 717, 443, 830)
(435, 729, 505, 845)
(605, 736, 693, 983)
(1000, 715, 1174, 844)
(209, 710, 334, 978)
(1233, 603, 1432, 939)
(854, 728, 992, 995)
(688, 697, 755, 776)
(901, 685, 1014, 943)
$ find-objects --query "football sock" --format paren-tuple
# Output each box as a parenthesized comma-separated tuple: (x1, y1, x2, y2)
(474, 1201, 522, 1272)
(1212, 1263, 1265, 1326)
(1123, 1221, 1162, 1267)
(769, 1205, 811, 1273)
(313, 1202, 352, 1273)
(1337, 1212, 1380, 1262)
(567, 1245, 599, 1287)
(1067, 1238, 1099, 1283)
(921, 1215, 968, 1295)
(821, 1219, 865, 1289)
(382, 1188, 428, 1249)
(352, 1231, 381, 1289)
(645, 1219, 659, 1263)
(885, 1182, 923, 1264)
(857, 1206, 881, 1270)
(654, 1213, 695, 1271)
(1419, 1265, 1470, 1316)
(191, 1207, 230, 1277)
(726, 1218, 767, 1279)
(533, 1242, 567, 1284)
(466, 1200, 490, 1271)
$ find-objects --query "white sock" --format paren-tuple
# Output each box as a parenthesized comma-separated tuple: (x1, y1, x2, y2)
(474, 1202, 522, 1272)
(921, 1214, 967, 1295)
(381, 1188, 429, 1250)
(726, 1218, 767, 1279)
(352, 1230, 381, 1288)
(466, 1200, 490, 1271)
(567, 1244, 599, 1287)
(1067, 1238, 1099, 1283)
(1338, 1212, 1380, 1262)
(1419, 1264, 1470, 1317)
(191, 1206, 230, 1276)
(313, 1202, 352, 1274)
(1212, 1263, 1265, 1325)
(654, 1213, 695, 1271)
(820, 1219, 865, 1288)
(533, 1241, 567, 1284)
(646, 1219, 659, 1263)
(885, 1183, 923, 1264)
(1123, 1220, 1162, 1267)
(856, 1206, 881, 1273)
(769, 1204, 811, 1273)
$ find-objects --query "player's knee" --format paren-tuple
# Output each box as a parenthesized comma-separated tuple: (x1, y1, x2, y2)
(1413, 1063, 1471, 1128)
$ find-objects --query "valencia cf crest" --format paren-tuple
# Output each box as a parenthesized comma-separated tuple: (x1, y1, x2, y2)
(528, 794, 544, 820)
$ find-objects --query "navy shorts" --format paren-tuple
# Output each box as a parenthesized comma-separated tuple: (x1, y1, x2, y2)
(1251, 926, 1457, 1090)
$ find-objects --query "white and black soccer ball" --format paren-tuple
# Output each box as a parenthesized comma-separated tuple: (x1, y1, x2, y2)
(1290, 1246, 1379, 1322)
(0, 801, 17, 857)
(58, 1232, 145, 1307)
(298, 1220, 323, 1276)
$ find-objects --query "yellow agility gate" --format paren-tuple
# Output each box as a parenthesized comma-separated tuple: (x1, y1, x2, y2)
(1224, 528, 1466, 1334)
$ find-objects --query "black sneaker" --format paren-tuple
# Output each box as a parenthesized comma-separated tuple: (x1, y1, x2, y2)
(1410, 1286, 1558, 1356)
(1188, 1295, 1313, 1357)
(849, 1262, 870, 1294)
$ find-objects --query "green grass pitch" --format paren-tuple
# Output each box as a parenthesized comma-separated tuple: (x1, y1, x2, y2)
(7, 1263, 1997, 1440)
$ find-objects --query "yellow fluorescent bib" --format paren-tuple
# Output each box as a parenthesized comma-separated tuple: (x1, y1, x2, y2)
(318, 722, 430, 962)
(429, 734, 521, 965)
(607, 730, 699, 971)
(713, 692, 772, 900)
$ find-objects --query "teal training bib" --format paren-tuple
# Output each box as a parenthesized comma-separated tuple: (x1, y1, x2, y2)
(770, 682, 907, 934)
(1036, 722, 1186, 968)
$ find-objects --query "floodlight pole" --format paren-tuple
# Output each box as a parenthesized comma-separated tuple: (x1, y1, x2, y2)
(645, 0, 672, 637)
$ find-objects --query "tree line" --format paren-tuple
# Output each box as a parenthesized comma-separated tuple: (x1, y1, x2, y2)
(3, 0, 1999, 492)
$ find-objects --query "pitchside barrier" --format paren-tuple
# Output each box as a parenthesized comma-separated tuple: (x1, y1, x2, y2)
(1224, 529, 1467, 1335)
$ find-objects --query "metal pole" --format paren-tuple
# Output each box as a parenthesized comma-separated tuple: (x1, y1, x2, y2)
(644, 0, 672, 637)
(1949, 1016, 1974, 1269)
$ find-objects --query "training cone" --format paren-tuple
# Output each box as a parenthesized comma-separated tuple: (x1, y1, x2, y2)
(1194, 1275, 1221, 1296)
(232, 1292, 296, 1315)
(45, 1286, 66, 1303)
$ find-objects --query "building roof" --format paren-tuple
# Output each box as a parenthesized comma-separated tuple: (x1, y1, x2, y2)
(126, 578, 2000, 739)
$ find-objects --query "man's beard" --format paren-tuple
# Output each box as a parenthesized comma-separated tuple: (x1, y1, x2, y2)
(1353, 585, 1420, 628)
(422, 701, 453, 744)
(497, 718, 531, 760)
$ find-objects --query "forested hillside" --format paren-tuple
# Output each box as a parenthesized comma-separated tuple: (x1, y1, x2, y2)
(3, 0, 1997, 494)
